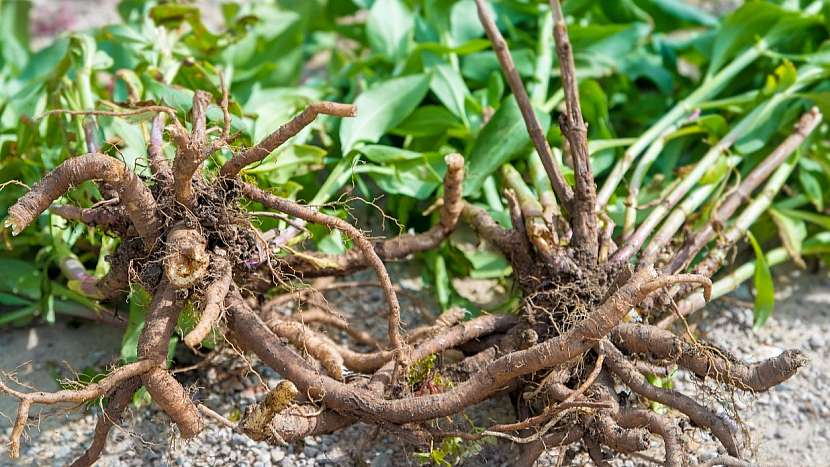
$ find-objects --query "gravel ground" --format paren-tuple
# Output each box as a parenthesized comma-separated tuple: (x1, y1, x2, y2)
(2, 265, 829, 467)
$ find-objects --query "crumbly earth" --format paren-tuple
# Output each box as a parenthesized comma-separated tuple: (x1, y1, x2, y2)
(1, 265, 828, 467)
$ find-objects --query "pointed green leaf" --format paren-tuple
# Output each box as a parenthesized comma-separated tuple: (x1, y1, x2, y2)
(464, 97, 551, 196)
(429, 64, 471, 126)
(366, 0, 414, 61)
(799, 168, 824, 211)
(340, 74, 430, 153)
(747, 232, 775, 330)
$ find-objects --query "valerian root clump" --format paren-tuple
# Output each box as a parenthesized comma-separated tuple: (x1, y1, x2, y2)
(0, 2, 816, 466)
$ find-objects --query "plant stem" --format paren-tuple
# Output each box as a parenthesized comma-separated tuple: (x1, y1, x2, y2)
(622, 123, 679, 237)
(692, 152, 800, 278)
(667, 107, 822, 273)
(550, 0, 598, 259)
(597, 41, 768, 207)
(611, 69, 818, 264)
(475, 0, 573, 208)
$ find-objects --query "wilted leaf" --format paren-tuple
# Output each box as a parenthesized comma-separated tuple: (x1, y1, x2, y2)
(768, 208, 807, 268)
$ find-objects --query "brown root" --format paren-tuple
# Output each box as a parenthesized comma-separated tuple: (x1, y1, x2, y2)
(3, 10, 809, 463)
(183, 255, 233, 349)
(611, 323, 807, 392)
(269, 318, 346, 380)
(239, 380, 300, 442)
(228, 265, 676, 425)
(220, 102, 356, 178)
(5, 153, 161, 248)
(291, 309, 384, 349)
(69, 377, 141, 467)
(0, 361, 155, 459)
(599, 339, 741, 456)
(238, 182, 407, 368)
(616, 408, 684, 467)
(143, 368, 203, 438)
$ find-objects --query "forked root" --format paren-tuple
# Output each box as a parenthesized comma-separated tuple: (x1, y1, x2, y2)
(0, 360, 155, 459)
(599, 339, 741, 457)
(238, 182, 407, 368)
(616, 408, 684, 467)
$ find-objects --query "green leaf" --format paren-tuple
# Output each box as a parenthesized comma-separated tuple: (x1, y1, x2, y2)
(638, 0, 718, 28)
(433, 254, 450, 309)
(340, 74, 430, 153)
(462, 49, 535, 83)
(776, 208, 830, 230)
(462, 247, 511, 280)
(121, 284, 151, 363)
(366, 0, 414, 61)
(356, 151, 445, 200)
(392, 106, 463, 137)
(450, 0, 484, 44)
(798, 167, 824, 211)
(708, 4, 819, 76)
(747, 232, 775, 330)
(429, 64, 471, 126)
(464, 97, 551, 196)
(359, 145, 425, 163)
(803, 232, 830, 256)
(0, 0, 31, 73)
(700, 156, 729, 185)
(0, 259, 42, 300)
(243, 144, 327, 185)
